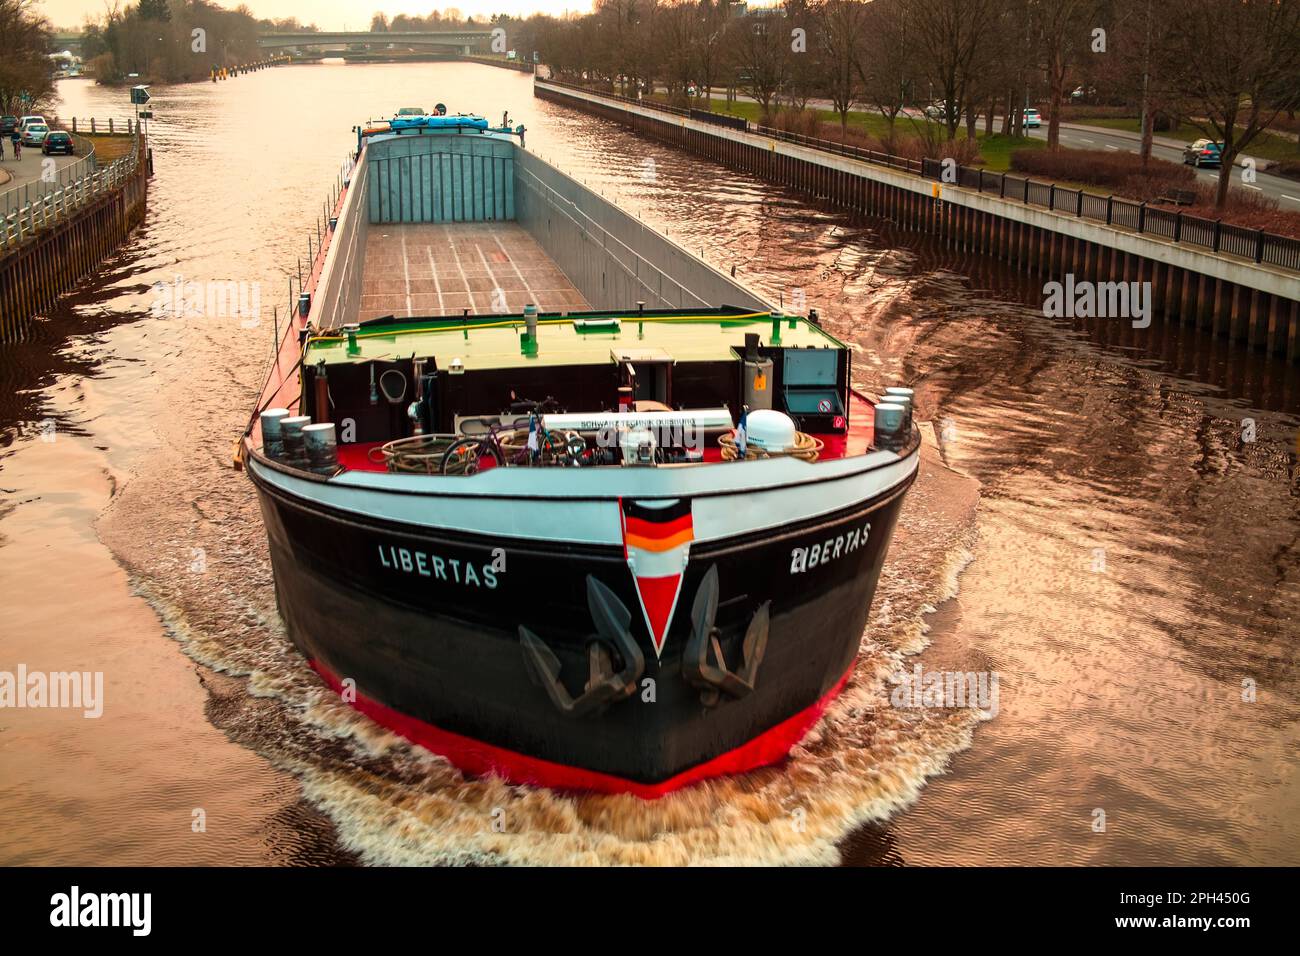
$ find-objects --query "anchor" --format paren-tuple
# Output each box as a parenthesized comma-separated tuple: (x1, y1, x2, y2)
(520, 575, 645, 718)
(683, 564, 770, 707)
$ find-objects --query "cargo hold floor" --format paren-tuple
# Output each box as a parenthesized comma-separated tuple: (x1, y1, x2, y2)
(358, 222, 590, 323)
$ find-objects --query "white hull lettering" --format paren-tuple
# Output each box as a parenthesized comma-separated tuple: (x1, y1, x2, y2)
(377, 543, 501, 588)
(789, 521, 871, 575)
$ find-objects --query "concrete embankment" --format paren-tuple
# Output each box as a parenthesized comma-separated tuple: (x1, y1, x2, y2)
(0, 132, 149, 341)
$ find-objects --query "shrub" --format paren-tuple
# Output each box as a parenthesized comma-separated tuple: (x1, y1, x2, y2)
(924, 136, 983, 165)
(758, 108, 821, 138)
(1274, 159, 1300, 182)
(1010, 147, 1194, 200)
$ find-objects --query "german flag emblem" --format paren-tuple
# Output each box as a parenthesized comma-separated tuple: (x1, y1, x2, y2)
(620, 498, 694, 658)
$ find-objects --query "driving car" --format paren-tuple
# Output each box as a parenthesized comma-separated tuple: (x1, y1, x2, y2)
(21, 123, 50, 146)
(41, 131, 75, 155)
(19, 115, 46, 132)
(924, 100, 954, 121)
(1182, 139, 1222, 168)
(1023, 108, 1042, 129)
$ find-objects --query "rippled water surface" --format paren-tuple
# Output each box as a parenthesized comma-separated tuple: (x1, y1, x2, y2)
(1, 63, 1296, 866)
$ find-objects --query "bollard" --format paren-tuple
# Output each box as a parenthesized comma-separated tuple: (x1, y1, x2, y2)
(260, 408, 291, 459)
(303, 423, 339, 475)
(279, 416, 312, 468)
(873, 403, 907, 452)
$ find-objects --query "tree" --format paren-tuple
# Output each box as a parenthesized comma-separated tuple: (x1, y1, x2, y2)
(0, 0, 54, 114)
(1033, 0, 1099, 149)
(730, 7, 789, 114)
(903, 0, 1000, 140)
(693, 0, 731, 108)
(138, 0, 170, 21)
(857, 0, 916, 133)
(1161, 0, 1300, 208)
(816, 0, 868, 131)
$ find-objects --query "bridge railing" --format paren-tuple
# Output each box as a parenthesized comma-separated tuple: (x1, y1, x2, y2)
(0, 132, 141, 251)
(536, 78, 1300, 275)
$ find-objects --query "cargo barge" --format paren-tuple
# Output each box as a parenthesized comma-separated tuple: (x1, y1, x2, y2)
(237, 107, 920, 797)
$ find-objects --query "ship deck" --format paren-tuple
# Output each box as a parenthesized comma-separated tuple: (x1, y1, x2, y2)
(359, 222, 590, 323)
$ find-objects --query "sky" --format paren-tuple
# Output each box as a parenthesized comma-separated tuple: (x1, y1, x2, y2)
(37, 1, 594, 32)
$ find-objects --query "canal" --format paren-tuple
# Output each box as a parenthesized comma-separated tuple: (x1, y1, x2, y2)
(1, 62, 1296, 865)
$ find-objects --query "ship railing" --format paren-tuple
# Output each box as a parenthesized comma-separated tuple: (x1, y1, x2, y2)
(517, 162, 711, 310)
(0, 131, 140, 250)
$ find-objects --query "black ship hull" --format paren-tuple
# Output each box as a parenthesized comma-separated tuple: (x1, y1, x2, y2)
(247, 451, 917, 796)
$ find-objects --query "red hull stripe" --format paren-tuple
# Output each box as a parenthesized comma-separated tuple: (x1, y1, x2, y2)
(309, 660, 854, 799)
(633, 573, 681, 651)
(624, 513, 693, 541)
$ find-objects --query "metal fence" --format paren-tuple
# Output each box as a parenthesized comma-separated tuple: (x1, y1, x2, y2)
(0, 132, 141, 249)
(920, 158, 1300, 272)
(536, 78, 1300, 274)
(0, 134, 100, 217)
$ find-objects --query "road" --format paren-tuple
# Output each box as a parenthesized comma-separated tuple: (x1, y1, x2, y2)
(1019, 122, 1300, 207)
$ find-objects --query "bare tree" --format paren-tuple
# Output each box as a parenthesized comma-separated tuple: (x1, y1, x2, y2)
(1032, 0, 1100, 149)
(730, 7, 790, 114)
(1162, 0, 1300, 208)
(903, 0, 1000, 140)
(856, 0, 914, 132)
(817, 0, 868, 131)
(692, 0, 730, 107)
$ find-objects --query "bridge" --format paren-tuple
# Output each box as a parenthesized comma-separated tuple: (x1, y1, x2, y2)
(51, 32, 86, 55)
(256, 31, 496, 55)
(49, 30, 498, 57)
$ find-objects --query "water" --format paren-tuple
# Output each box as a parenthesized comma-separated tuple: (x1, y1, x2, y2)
(1, 63, 1296, 866)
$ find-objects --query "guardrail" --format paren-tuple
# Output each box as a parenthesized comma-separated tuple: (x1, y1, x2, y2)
(538, 78, 1300, 274)
(66, 117, 142, 135)
(924, 160, 1300, 273)
(0, 131, 140, 250)
(0, 133, 99, 217)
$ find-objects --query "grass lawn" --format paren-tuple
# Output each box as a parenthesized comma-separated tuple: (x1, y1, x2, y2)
(662, 96, 1047, 172)
(1068, 115, 1300, 161)
(81, 133, 134, 162)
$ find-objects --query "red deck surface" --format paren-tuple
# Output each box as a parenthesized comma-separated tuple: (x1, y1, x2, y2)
(334, 392, 877, 474)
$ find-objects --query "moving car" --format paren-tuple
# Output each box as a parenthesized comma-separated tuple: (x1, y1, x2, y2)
(1023, 108, 1042, 129)
(1182, 139, 1222, 168)
(21, 123, 50, 146)
(42, 131, 75, 155)
(19, 115, 46, 132)
(924, 100, 954, 121)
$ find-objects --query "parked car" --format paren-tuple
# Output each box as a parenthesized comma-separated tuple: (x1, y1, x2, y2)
(42, 131, 74, 155)
(1023, 108, 1042, 129)
(1182, 138, 1222, 168)
(21, 123, 50, 146)
(0, 116, 17, 135)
